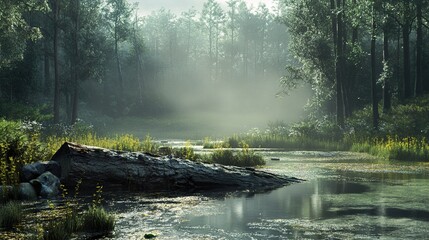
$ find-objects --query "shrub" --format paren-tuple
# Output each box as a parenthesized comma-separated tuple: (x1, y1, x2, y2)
(0, 201, 23, 229)
(0, 120, 50, 185)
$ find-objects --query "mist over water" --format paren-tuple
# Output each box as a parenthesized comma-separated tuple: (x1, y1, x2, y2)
(88, 0, 312, 139)
(160, 75, 311, 137)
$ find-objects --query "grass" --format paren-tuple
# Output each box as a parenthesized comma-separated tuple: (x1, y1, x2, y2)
(224, 134, 349, 151)
(43, 184, 115, 240)
(209, 142, 265, 167)
(0, 201, 23, 229)
(80, 206, 115, 233)
(351, 137, 429, 161)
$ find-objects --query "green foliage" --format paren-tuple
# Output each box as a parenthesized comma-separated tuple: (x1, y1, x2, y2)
(80, 182, 114, 233)
(211, 142, 265, 167)
(226, 95, 429, 162)
(43, 213, 79, 240)
(0, 103, 52, 122)
(142, 135, 158, 153)
(172, 141, 199, 161)
(226, 130, 348, 151)
(0, 120, 50, 185)
(351, 137, 429, 162)
(0, 0, 48, 68)
(44, 183, 115, 240)
(0, 201, 23, 229)
(80, 206, 115, 233)
(45, 133, 160, 159)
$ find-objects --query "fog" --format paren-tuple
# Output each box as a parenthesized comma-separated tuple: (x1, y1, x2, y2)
(81, 0, 311, 139)
(134, 0, 278, 16)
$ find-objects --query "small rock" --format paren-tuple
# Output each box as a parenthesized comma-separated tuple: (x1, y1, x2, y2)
(21, 161, 61, 182)
(30, 171, 60, 198)
(144, 233, 157, 239)
(18, 183, 37, 201)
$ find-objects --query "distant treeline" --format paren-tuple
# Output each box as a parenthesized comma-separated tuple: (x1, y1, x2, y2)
(0, 0, 290, 123)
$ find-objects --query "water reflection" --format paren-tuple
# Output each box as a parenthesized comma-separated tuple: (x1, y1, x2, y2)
(179, 178, 429, 238)
(105, 150, 429, 239)
(182, 179, 371, 229)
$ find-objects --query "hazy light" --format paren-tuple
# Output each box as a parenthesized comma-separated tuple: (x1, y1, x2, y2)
(132, 0, 276, 16)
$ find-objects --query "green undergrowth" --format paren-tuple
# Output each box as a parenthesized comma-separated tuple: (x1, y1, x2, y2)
(210, 142, 265, 167)
(43, 184, 115, 240)
(211, 95, 429, 162)
(0, 201, 23, 229)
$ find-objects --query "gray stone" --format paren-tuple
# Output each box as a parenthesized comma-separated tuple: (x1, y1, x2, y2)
(18, 183, 37, 201)
(21, 161, 61, 182)
(30, 171, 60, 198)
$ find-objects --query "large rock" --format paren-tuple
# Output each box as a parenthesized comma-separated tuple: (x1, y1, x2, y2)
(18, 183, 37, 201)
(21, 161, 61, 182)
(51, 142, 301, 191)
(30, 171, 60, 198)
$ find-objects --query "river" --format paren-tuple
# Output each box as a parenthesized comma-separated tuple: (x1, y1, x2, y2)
(102, 149, 429, 239)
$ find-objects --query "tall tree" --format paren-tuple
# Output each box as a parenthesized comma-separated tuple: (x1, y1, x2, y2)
(51, 0, 61, 123)
(104, 0, 131, 107)
(415, 0, 423, 96)
(334, 0, 345, 127)
(70, 0, 80, 124)
(371, 1, 379, 129)
(226, 0, 239, 72)
(382, 1, 392, 112)
(201, 0, 224, 81)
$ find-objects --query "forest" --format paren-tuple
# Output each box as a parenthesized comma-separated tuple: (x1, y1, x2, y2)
(0, 0, 293, 128)
(1, 0, 429, 239)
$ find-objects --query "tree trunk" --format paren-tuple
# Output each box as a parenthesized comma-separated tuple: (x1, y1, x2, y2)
(371, 5, 379, 130)
(53, 0, 60, 123)
(44, 39, 51, 97)
(402, 2, 412, 99)
(335, 0, 345, 127)
(71, 0, 80, 124)
(115, 24, 124, 107)
(51, 142, 301, 191)
(415, 0, 423, 96)
(383, 28, 391, 113)
(133, 15, 143, 104)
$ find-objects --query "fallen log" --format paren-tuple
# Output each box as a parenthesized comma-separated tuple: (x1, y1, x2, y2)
(51, 142, 301, 191)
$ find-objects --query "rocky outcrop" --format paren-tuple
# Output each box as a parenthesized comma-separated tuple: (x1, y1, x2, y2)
(51, 142, 301, 191)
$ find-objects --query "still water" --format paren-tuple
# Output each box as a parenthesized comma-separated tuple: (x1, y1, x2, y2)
(106, 151, 429, 239)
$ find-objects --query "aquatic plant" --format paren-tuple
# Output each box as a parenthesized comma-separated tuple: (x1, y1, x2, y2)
(210, 142, 265, 167)
(80, 206, 115, 233)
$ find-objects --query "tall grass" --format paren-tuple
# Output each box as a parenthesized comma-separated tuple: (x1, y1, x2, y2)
(80, 206, 115, 233)
(45, 133, 159, 158)
(0, 201, 23, 229)
(210, 142, 265, 167)
(224, 134, 349, 151)
(352, 136, 429, 161)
